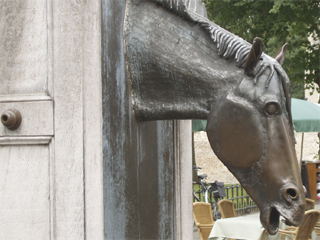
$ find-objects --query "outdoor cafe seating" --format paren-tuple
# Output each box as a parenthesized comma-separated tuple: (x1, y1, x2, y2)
(306, 198, 315, 211)
(261, 209, 320, 240)
(209, 199, 320, 240)
(217, 199, 237, 240)
(193, 202, 215, 240)
(217, 199, 237, 219)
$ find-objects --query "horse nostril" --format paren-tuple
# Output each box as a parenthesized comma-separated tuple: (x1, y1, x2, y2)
(281, 184, 300, 202)
(286, 188, 299, 200)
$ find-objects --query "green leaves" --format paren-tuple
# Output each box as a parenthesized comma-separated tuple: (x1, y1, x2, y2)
(202, 0, 320, 95)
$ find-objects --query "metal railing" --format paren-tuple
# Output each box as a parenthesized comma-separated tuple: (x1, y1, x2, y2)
(224, 184, 258, 215)
(193, 183, 258, 217)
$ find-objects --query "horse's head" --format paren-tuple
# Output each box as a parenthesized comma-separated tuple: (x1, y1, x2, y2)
(206, 38, 305, 235)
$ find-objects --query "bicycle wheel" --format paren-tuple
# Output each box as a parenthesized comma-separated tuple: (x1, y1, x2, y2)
(192, 182, 202, 202)
(206, 185, 213, 203)
(193, 191, 200, 202)
(212, 202, 221, 220)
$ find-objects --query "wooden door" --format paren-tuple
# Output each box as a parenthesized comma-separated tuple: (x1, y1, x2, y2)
(0, 1, 104, 239)
(1, 1, 192, 239)
(0, 1, 53, 239)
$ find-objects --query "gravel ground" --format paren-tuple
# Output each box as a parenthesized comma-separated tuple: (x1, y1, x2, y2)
(193, 226, 200, 240)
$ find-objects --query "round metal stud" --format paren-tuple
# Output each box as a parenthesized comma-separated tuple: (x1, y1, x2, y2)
(1, 108, 22, 130)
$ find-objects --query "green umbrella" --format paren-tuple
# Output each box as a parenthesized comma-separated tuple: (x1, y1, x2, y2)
(192, 120, 207, 132)
(291, 98, 320, 161)
(291, 98, 320, 133)
(192, 98, 320, 132)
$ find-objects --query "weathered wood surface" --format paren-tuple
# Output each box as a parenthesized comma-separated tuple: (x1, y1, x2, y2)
(0, 0, 47, 97)
(0, 145, 50, 239)
(51, 0, 103, 239)
(0, 1, 52, 239)
(0, 0, 191, 239)
(0, 0, 104, 239)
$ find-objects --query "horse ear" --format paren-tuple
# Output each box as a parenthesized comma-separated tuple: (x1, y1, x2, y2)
(274, 43, 288, 65)
(244, 37, 263, 76)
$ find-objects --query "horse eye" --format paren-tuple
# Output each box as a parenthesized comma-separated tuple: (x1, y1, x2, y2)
(265, 102, 279, 115)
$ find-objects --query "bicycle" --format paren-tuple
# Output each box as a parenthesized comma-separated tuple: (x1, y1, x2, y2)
(192, 166, 225, 220)
(207, 181, 225, 220)
(192, 181, 201, 202)
(192, 166, 208, 228)
(192, 166, 209, 202)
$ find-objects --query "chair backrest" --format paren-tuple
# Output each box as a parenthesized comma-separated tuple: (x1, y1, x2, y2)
(193, 202, 214, 225)
(305, 198, 315, 211)
(295, 209, 320, 240)
(217, 199, 236, 218)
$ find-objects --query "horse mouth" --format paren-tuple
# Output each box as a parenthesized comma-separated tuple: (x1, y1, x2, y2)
(262, 207, 280, 235)
(260, 207, 297, 235)
(261, 207, 297, 235)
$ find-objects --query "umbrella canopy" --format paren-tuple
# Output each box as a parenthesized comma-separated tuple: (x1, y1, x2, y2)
(291, 98, 320, 133)
(192, 98, 320, 132)
(192, 120, 207, 132)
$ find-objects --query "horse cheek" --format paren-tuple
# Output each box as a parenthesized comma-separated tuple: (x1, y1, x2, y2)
(207, 99, 264, 169)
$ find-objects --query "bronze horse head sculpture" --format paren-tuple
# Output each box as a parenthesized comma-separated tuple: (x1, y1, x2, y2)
(124, 0, 305, 234)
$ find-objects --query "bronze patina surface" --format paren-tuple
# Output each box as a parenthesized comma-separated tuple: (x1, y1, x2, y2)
(124, 0, 305, 234)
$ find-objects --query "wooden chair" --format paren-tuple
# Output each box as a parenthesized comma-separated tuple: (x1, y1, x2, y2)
(305, 198, 320, 236)
(217, 199, 237, 240)
(193, 202, 214, 240)
(305, 198, 315, 211)
(315, 225, 320, 236)
(217, 199, 237, 218)
(261, 209, 320, 240)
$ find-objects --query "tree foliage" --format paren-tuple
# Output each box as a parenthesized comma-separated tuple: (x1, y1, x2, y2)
(203, 0, 320, 99)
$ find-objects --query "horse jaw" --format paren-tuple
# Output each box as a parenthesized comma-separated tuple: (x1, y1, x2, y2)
(259, 198, 305, 235)
(221, 156, 305, 235)
(242, 180, 305, 235)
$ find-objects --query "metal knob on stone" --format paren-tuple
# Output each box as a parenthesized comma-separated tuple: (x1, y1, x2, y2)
(1, 108, 22, 130)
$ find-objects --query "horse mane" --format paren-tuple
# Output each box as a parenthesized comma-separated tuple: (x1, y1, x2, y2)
(152, 1, 287, 79)
(151, 0, 293, 126)
(152, 0, 251, 67)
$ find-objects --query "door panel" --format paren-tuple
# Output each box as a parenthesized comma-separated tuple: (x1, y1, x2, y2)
(0, 0, 52, 239)
(0, 145, 50, 239)
(0, 100, 53, 137)
(0, 0, 47, 96)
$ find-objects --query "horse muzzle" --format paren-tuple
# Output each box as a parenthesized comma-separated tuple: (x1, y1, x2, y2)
(259, 182, 305, 235)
